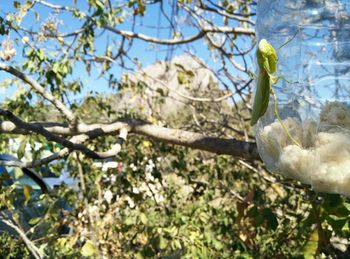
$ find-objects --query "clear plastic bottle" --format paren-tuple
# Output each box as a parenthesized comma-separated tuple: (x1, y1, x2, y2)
(255, 0, 350, 195)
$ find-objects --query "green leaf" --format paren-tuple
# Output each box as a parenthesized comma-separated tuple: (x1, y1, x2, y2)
(17, 138, 27, 159)
(213, 239, 224, 250)
(13, 1, 21, 8)
(343, 202, 350, 212)
(156, 88, 165, 96)
(327, 215, 347, 231)
(23, 185, 32, 203)
(28, 217, 41, 225)
(81, 240, 97, 257)
(124, 217, 134, 225)
(139, 213, 148, 225)
(158, 236, 167, 250)
(303, 229, 319, 259)
(171, 239, 181, 250)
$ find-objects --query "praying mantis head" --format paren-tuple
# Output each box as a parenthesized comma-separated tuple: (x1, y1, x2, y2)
(257, 39, 278, 75)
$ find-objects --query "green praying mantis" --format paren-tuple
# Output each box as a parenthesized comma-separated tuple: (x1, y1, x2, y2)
(250, 35, 301, 147)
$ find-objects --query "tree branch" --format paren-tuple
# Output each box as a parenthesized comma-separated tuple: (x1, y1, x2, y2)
(0, 128, 128, 168)
(0, 109, 100, 159)
(197, 1, 255, 25)
(1, 217, 44, 259)
(0, 118, 259, 161)
(33, 0, 75, 11)
(103, 25, 254, 45)
(130, 120, 258, 160)
(0, 135, 88, 168)
(0, 63, 77, 126)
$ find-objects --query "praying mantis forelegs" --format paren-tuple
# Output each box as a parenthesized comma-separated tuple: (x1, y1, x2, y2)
(270, 87, 301, 147)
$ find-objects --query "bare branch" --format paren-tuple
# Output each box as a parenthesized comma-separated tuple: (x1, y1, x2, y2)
(104, 25, 254, 45)
(19, 26, 85, 38)
(197, 1, 255, 25)
(33, 0, 75, 12)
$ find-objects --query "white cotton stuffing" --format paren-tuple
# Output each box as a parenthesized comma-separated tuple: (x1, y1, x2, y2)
(259, 101, 350, 196)
(259, 117, 303, 161)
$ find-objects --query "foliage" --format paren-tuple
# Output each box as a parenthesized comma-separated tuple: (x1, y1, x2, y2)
(0, 232, 31, 259)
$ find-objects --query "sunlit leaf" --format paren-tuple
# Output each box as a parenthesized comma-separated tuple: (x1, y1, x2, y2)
(158, 236, 167, 250)
(17, 138, 27, 159)
(303, 229, 319, 259)
(140, 213, 148, 225)
(23, 185, 32, 203)
(81, 240, 97, 257)
(28, 217, 41, 225)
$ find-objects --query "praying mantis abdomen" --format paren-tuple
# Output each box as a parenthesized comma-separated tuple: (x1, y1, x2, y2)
(251, 70, 270, 126)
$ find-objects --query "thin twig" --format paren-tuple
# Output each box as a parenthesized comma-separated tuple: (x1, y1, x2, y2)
(0, 63, 77, 126)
